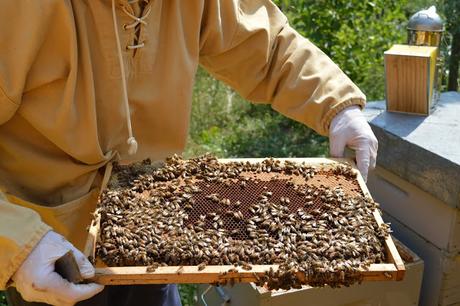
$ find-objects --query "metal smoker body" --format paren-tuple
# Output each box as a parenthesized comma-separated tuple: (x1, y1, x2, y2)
(407, 6, 445, 105)
(407, 6, 444, 47)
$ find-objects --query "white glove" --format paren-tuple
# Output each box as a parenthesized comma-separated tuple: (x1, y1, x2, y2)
(329, 105, 378, 181)
(12, 231, 104, 306)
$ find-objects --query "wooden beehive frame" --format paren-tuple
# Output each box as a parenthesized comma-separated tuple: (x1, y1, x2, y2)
(84, 158, 405, 285)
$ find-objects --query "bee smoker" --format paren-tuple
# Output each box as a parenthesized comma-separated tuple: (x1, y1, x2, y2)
(407, 6, 445, 105)
(384, 6, 445, 115)
(407, 6, 444, 47)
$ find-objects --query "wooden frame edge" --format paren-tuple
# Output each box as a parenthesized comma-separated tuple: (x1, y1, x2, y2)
(88, 158, 405, 285)
(91, 263, 399, 285)
(84, 162, 113, 258)
(355, 164, 405, 281)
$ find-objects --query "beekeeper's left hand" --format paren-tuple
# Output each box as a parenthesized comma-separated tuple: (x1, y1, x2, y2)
(329, 105, 378, 181)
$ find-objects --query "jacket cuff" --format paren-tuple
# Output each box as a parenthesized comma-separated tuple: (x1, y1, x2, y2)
(1, 223, 51, 290)
(321, 97, 366, 136)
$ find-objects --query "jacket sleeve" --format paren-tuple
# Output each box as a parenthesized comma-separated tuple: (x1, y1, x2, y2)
(0, 191, 51, 289)
(199, 0, 366, 136)
(0, 1, 55, 124)
(0, 2, 55, 289)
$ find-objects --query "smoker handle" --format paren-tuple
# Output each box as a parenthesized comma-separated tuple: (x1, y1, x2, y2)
(55, 251, 84, 284)
(201, 285, 231, 306)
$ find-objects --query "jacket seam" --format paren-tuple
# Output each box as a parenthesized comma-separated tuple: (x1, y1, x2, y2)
(0, 85, 19, 106)
(229, 2, 243, 50)
(244, 19, 289, 102)
(199, 2, 241, 60)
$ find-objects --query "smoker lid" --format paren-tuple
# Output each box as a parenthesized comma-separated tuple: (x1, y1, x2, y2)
(408, 6, 444, 32)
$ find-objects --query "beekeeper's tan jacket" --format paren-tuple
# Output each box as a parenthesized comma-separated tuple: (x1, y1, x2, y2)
(0, 0, 365, 288)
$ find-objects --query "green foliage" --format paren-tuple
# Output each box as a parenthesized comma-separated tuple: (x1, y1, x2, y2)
(404, 0, 439, 15)
(444, 0, 460, 90)
(275, 0, 408, 101)
(179, 284, 198, 306)
(179, 284, 197, 306)
(445, 0, 460, 36)
(185, 68, 328, 159)
(0, 291, 6, 306)
(186, 0, 413, 159)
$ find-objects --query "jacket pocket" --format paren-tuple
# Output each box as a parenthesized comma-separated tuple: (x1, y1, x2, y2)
(6, 188, 100, 250)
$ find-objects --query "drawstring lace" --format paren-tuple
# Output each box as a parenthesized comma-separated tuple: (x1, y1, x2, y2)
(122, 5, 151, 29)
(111, 0, 151, 155)
(123, 4, 151, 49)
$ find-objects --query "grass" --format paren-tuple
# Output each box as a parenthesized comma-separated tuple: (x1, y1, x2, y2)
(179, 284, 198, 306)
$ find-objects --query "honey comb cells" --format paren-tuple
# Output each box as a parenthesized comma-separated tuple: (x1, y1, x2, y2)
(188, 176, 359, 240)
(96, 155, 390, 289)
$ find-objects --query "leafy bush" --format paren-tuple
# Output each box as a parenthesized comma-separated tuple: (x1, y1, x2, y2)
(275, 0, 409, 101)
(444, 0, 460, 90)
(186, 0, 412, 159)
(179, 284, 197, 306)
(185, 68, 328, 159)
(0, 291, 6, 306)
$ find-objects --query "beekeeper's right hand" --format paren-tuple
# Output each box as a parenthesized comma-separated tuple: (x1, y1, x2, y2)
(12, 231, 104, 306)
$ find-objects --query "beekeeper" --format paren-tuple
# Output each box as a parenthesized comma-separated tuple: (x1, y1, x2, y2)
(0, 1, 377, 305)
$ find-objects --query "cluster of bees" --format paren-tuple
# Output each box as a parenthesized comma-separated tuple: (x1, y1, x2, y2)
(96, 154, 390, 289)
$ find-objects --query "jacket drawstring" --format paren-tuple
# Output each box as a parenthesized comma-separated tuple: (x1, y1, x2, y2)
(111, 0, 138, 155)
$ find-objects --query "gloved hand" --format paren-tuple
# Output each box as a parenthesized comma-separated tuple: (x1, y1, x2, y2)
(329, 105, 378, 181)
(12, 231, 104, 306)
